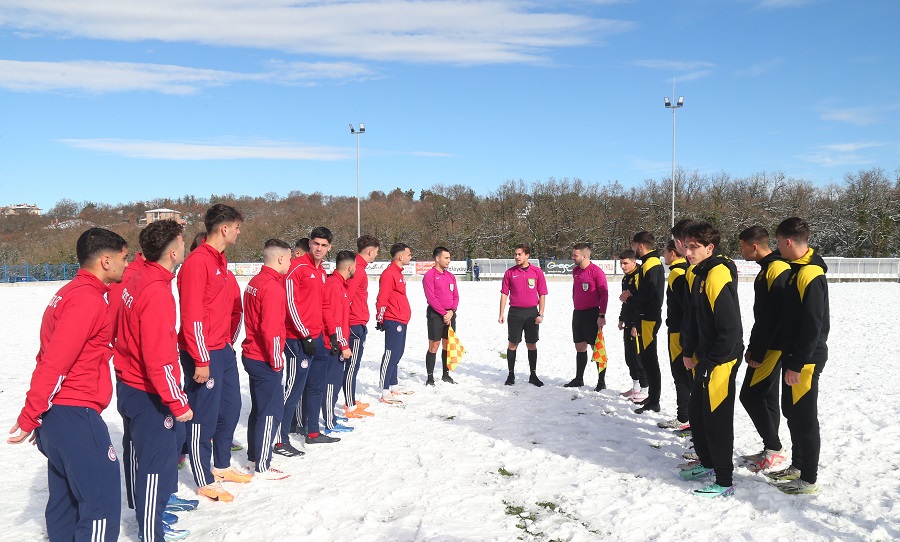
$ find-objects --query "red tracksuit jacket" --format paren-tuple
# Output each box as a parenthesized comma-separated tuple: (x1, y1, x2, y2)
(177, 243, 234, 366)
(323, 272, 350, 351)
(228, 270, 243, 345)
(241, 266, 286, 371)
(284, 253, 326, 339)
(17, 270, 114, 433)
(375, 262, 411, 325)
(113, 258, 191, 417)
(347, 254, 370, 327)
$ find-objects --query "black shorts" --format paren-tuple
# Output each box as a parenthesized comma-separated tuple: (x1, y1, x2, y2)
(426, 306, 456, 341)
(572, 307, 600, 344)
(507, 306, 540, 344)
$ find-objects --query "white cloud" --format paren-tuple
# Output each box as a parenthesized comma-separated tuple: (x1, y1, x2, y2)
(632, 59, 715, 83)
(57, 137, 453, 161)
(0, 1, 633, 65)
(676, 69, 713, 83)
(58, 138, 352, 160)
(755, 0, 813, 8)
(632, 60, 715, 72)
(0, 59, 376, 94)
(797, 141, 887, 167)
(820, 142, 884, 153)
(820, 107, 880, 126)
(735, 58, 783, 77)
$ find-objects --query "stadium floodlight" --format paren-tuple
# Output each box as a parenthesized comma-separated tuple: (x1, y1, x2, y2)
(663, 84, 685, 228)
(350, 123, 366, 237)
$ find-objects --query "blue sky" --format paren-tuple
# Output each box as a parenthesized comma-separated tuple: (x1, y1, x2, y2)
(1, 0, 898, 211)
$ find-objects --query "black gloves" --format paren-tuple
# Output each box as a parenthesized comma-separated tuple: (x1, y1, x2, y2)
(376, 321, 385, 332)
(300, 337, 316, 357)
(329, 334, 340, 356)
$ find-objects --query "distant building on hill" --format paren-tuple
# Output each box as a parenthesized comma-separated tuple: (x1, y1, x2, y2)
(142, 208, 184, 225)
(1, 203, 42, 216)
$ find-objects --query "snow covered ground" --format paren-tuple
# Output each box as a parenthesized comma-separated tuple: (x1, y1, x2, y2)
(1, 279, 898, 542)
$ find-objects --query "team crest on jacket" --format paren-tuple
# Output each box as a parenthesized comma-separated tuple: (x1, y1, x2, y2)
(107, 445, 117, 461)
(582, 283, 589, 291)
(449, 284, 454, 292)
(397, 325, 402, 332)
(699, 280, 705, 294)
(164, 415, 174, 429)
(528, 278, 536, 289)
(206, 378, 215, 389)
(301, 359, 309, 369)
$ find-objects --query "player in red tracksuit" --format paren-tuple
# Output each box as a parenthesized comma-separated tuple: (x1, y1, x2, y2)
(114, 220, 193, 541)
(287, 227, 341, 445)
(376, 243, 413, 404)
(241, 239, 293, 479)
(8, 227, 128, 542)
(343, 235, 380, 419)
(178, 204, 249, 502)
(322, 251, 356, 433)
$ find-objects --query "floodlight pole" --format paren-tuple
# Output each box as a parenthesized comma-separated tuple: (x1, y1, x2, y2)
(349, 123, 365, 238)
(664, 83, 684, 228)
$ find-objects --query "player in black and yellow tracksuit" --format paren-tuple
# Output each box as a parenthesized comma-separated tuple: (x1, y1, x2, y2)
(739, 251, 791, 456)
(625, 244, 665, 412)
(664, 245, 692, 425)
(618, 261, 646, 392)
(682, 252, 743, 491)
(779, 247, 829, 487)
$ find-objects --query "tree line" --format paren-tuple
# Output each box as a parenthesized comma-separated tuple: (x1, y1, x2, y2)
(1, 167, 898, 265)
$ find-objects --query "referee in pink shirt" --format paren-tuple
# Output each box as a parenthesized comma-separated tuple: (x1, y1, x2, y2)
(498, 243, 548, 387)
(565, 243, 610, 391)
(422, 246, 460, 386)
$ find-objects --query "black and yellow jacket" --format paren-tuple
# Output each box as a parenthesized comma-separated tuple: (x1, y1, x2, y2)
(618, 269, 639, 327)
(681, 253, 743, 368)
(666, 258, 690, 333)
(781, 248, 830, 373)
(626, 249, 665, 322)
(747, 251, 791, 362)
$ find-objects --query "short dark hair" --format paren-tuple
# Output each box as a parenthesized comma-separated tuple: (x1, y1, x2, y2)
(433, 246, 450, 258)
(738, 225, 770, 246)
(190, 232, 206, 252)
(685, 222, 721, 248)
(514, 243, 531, 256)
(357, 235, 380, 253)
(572, 242, 591, 252)
(632, 231, 655, 247)
(390, 243, 410, 258)
(140, 220, 184, 262)
(665, 239, 677, 253)
(76, 227, 127, 266)
(265, 238, 291, 251)
(294, 238, 310, 252)
(670, 218, 698, 240)
(204, 204, 243, 234)
(618, 249, 636, 261)
(335, 250, 356, 267)
(775, 217, 810, 244)
(309, 226, 333, 244)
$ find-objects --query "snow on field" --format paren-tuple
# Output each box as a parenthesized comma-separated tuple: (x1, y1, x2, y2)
(1, 279, 898, 542)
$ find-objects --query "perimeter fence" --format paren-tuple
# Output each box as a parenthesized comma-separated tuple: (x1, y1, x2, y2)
(1, 257, 898, 283)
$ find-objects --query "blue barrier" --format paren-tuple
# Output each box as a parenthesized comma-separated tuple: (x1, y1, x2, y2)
(1, 262, 80, 283)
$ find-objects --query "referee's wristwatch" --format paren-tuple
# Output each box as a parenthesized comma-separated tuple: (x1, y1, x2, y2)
(537, 313, 544, 318)
(599, 313, 606, 318)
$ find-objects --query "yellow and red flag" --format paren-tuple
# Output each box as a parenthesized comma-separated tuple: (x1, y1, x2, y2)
(446, 326, 466, 371)
(593, 329, 608, 373)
